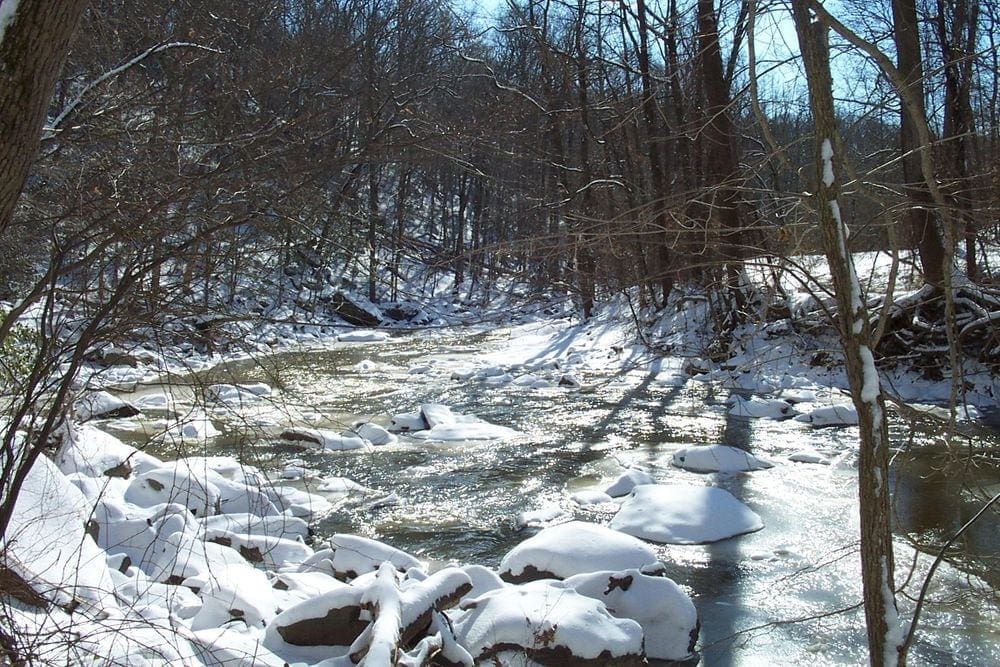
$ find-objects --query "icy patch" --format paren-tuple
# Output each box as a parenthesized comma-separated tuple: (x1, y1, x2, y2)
(610, 484, 763, 544)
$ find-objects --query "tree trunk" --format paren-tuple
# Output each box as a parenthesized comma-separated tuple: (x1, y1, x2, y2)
(696, 0, 745, 302)
(0, 0, 90, 234)
(635, 0, 674, 302)
(893, 0, 947, 287)
(793, 7, 902, 665)
(936, 0, 979, 280)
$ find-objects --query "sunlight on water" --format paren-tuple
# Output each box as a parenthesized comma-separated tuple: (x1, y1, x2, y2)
(123, 328, 1000, 665)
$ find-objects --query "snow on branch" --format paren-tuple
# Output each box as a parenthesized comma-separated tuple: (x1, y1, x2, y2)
(44, 41, 223, 138)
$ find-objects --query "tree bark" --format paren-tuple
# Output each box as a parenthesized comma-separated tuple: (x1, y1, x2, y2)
(792, 6, 902, 666)
(0, 0, 90, 234)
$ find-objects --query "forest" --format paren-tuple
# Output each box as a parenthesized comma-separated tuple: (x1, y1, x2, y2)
(1, 0, 999, 665)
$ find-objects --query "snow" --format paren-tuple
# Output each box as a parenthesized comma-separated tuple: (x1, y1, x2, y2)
(57, 422, 161, 478)
(860, 345, 881, 403)
(0, 0, 20, 48)
(821, 138, 835, 187)
(788, 448, 831, 465)
(392, 404, 520, 441)
(326, 534, 422, 579)
(609, 484, 764, 544)
(498, 521, 663, 582)
(670, 444, 774, 473)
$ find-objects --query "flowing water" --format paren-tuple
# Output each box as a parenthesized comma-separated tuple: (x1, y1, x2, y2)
(121, 327, 1000, 665)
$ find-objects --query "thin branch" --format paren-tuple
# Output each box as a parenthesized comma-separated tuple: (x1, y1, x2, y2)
(44, 41, 223, 137)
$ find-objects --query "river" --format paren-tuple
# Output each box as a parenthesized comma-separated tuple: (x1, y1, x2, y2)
(115, 325, 1000, 665)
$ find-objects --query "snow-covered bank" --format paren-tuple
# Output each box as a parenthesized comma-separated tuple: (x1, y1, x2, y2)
(2, 421, 700, 665)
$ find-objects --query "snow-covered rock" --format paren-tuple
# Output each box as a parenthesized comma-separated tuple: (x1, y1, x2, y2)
(265, 585, 367, 650)
(74, 390, 140, 421)
(670, 444, 773, 473)
(205, 383, 271, 404)
(279, 427, 373, 452)
(794, 404, 859, 427)
(155, 411, 222, 444)
(389, 410, 426, 432)
(499, 521, 663, 583)
(409, 421, 519, 442)
(610, 484, 763, 544)
(570, 489, 615, 506)
(318, 534, 422, 580)
(562, 569, 699, 661)
(391, 404, 519, 441)
(351, 421, 397, 446)
(124, 465, 222, 517)
(727, 395, 797, 419)
(605, 468, 654, 497)
(451, 584, 645, 665)
(2, 456, 117, 609)
(788, 449, 831, 464)
(337, 330, 390, 342)
(56, 423, 161, 478)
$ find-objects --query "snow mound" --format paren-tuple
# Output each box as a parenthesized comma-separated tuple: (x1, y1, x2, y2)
(610, 484, 763, 544)
(499, 521, 663, 583)
(670, 444, 773, 473)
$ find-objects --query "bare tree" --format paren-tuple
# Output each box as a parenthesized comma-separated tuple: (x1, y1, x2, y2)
(791, 5, 901, 666)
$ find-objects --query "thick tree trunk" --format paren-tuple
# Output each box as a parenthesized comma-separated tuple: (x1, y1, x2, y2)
(0, 0, 90, 234)
(696, 0, 745, 300)
(893, 0, 947, 287)
(793, 8, 902, 666)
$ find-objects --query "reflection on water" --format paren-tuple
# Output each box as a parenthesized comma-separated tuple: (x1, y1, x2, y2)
(131, 329, 1000, 665)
